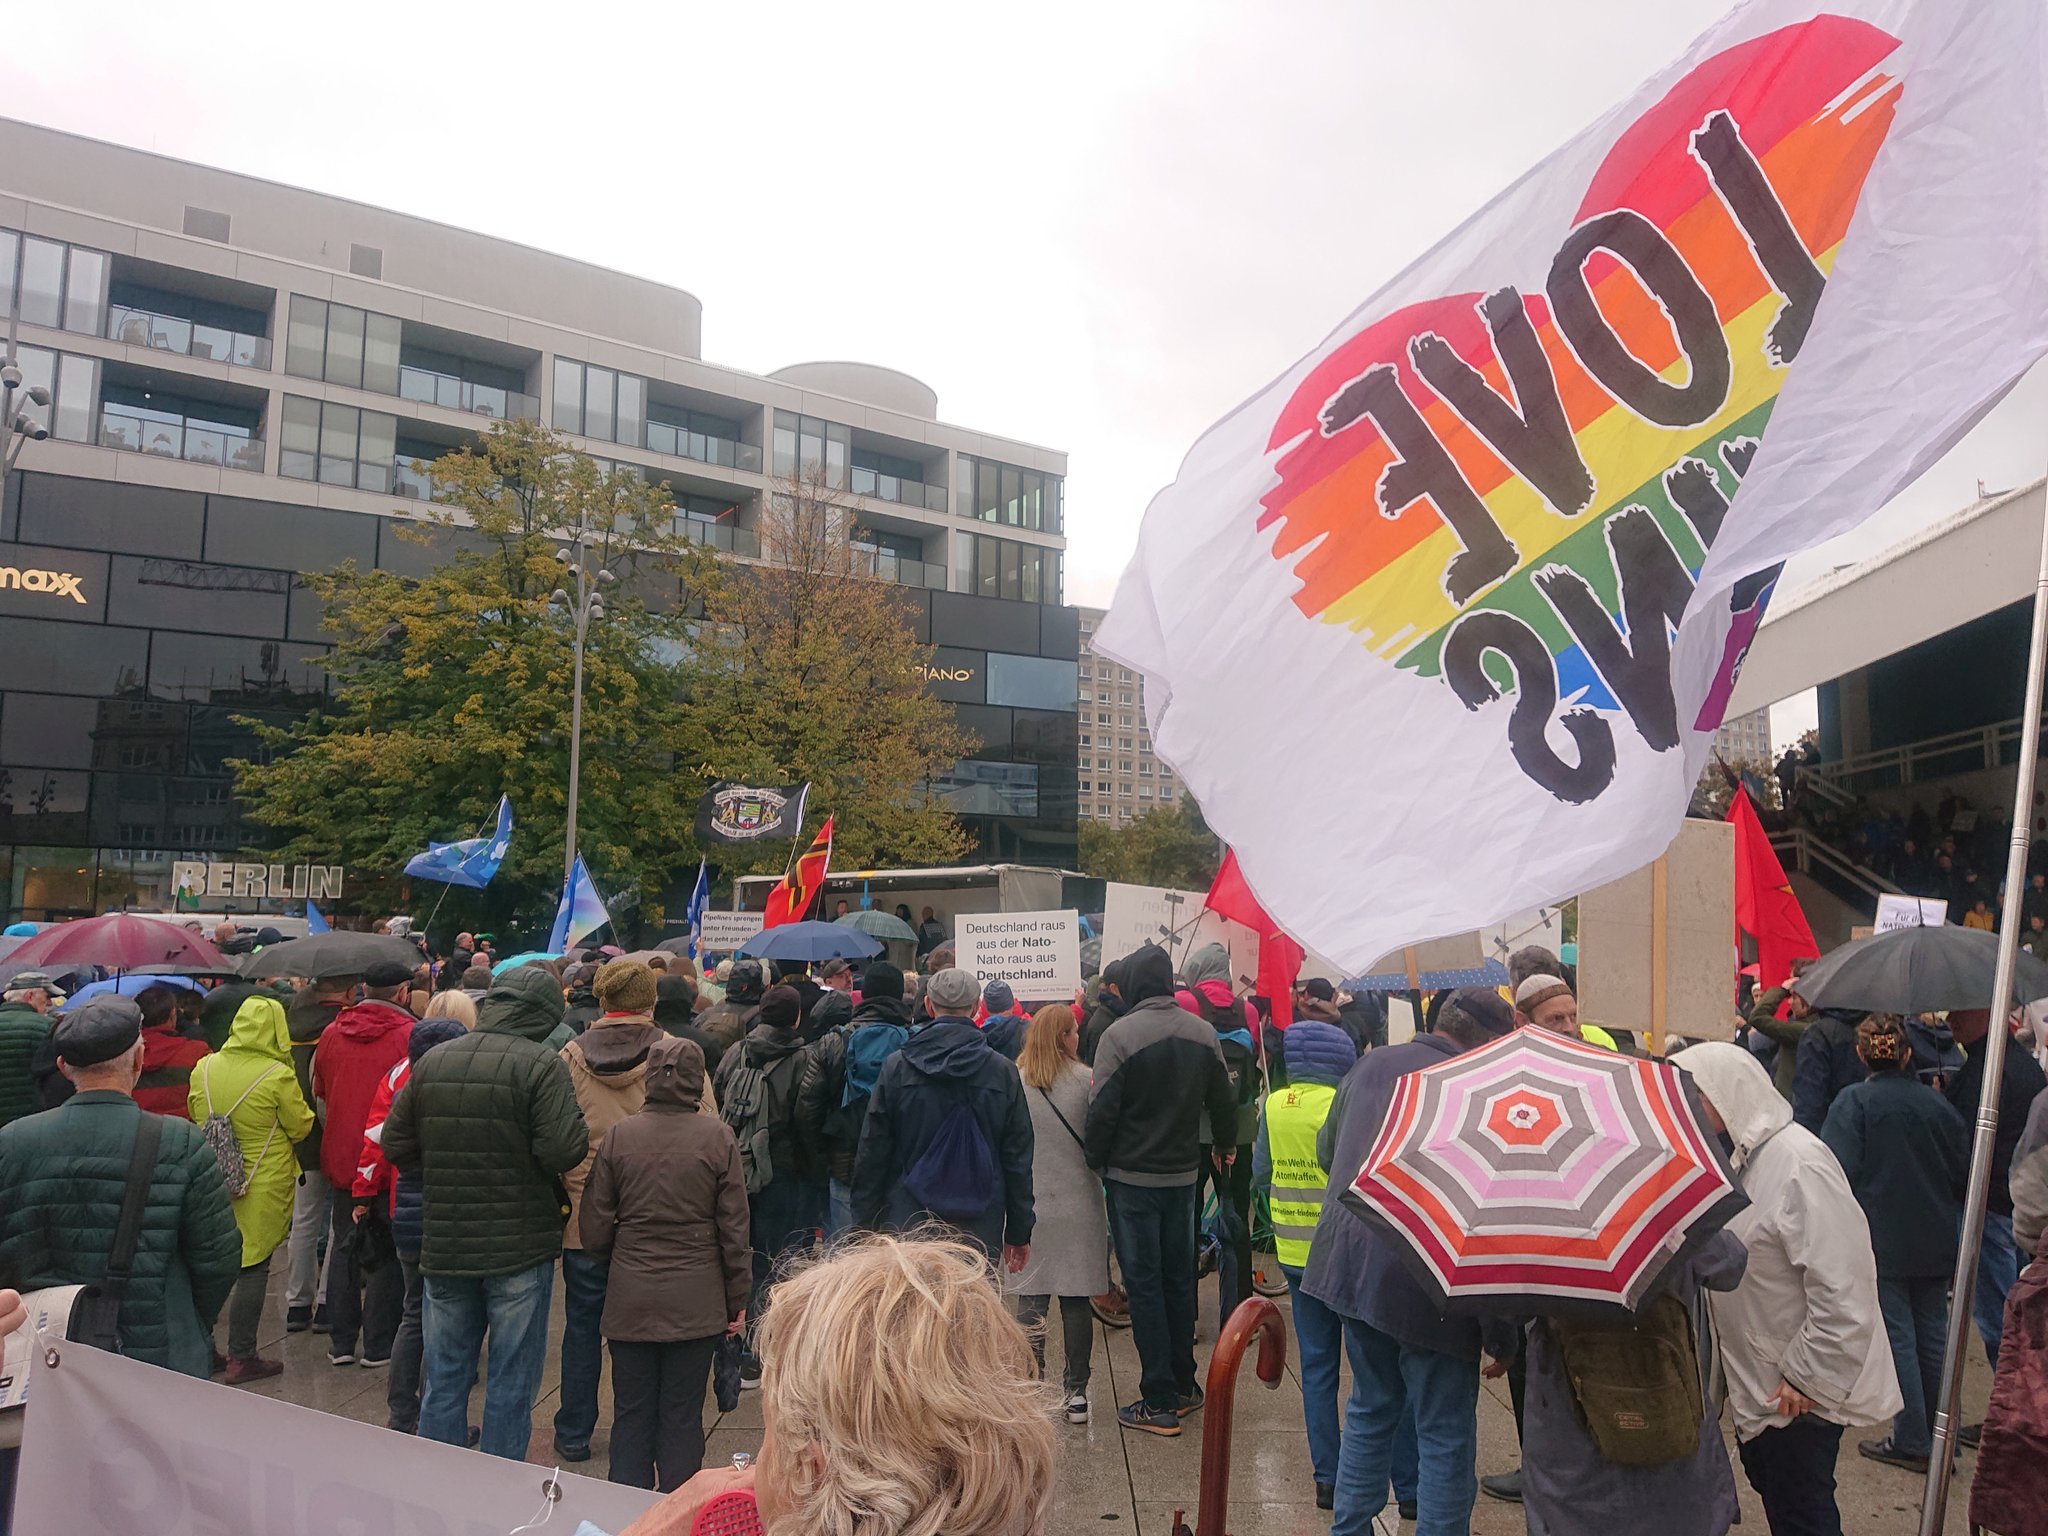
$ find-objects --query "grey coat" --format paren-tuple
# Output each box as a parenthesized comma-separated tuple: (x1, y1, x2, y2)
(1006, 1062, 1110, 1299)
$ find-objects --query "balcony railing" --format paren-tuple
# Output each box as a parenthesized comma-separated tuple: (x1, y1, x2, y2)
(391, 460, 438, 501)
(850, 546, 948, 589)
(107, 304, 271, 369)
(851, 465, 947, 512)
(397, 365, 539, 422)
(678, 518, 762, 558)
(97, 407, 264, 472)
(644, 420, 763, 473)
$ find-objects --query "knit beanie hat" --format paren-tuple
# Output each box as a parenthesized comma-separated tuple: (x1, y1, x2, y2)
(595, 959, 659, 1014)
(863, 961, 906, 1001)
(983, 980, 1016, 1015)
(759, 985, 802, 1030)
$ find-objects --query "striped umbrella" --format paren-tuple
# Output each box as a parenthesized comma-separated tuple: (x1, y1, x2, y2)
(1343, 1027, 1745, 1319)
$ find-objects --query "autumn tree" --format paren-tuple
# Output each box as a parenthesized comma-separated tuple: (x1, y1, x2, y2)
(233, 418, 715, 932)
(1076, 799, 1222, 890)
(673, 469, 973, 876)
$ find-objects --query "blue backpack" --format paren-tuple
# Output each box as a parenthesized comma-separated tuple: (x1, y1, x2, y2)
(903, 1098, 999, 1223)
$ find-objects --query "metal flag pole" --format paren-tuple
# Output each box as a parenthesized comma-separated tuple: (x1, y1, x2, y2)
(1919, 487, 2048, 1535)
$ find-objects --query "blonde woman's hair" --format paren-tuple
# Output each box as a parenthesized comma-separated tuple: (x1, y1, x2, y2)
(422, 989, 477, 1030)
(757, 1234, 1055, 1536)
(1016, 1004, 1077, 1091)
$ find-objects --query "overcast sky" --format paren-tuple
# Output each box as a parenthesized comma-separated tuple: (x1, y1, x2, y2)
(25, 1, 2047, 747)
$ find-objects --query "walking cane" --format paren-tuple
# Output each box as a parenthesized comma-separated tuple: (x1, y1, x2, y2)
(1171, 1296, 1287, 1536)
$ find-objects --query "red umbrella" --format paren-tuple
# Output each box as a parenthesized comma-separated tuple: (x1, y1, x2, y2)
(5, 913, 229, 973)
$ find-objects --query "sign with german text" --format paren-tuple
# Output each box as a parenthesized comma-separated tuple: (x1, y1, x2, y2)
(1875, 893, 1949, 931)
(696, 909, 765, 955)
(957, 911, 1081, 1001)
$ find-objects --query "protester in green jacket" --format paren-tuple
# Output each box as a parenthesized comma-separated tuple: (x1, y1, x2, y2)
(382, 963, 587, 1460)
(0, 973, 61, 1130)
(0, 997, 241, 1377)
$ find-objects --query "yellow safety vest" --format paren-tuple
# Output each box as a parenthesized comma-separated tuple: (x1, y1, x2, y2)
(1265, 1081, 1338, 1270)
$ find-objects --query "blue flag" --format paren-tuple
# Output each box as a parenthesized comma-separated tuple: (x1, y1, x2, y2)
(404, 795, 514, 889)
(548, 854, 612, 953)
(685, 860, 710, 960)
(306, 900, 330, 934)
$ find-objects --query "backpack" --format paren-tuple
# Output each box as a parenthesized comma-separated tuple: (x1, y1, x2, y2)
(720, 1045, 801, 1195)
(197, 1058, 283, 1200)
(903, 1099, 1000, 1223)
(1197, 991, 1261, 1142)
(1548, 1293, 1704, 1466)
(829, 1021, 910, 1147)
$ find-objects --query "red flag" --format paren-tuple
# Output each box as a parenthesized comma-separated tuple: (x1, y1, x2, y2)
(1727, 793, 1817, 989)
(765, 816, 834, 928)
(1206, 849, 1306, 1028)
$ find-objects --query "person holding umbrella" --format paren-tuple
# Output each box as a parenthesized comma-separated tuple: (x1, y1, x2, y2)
(1821, 1013, 1970, 1471)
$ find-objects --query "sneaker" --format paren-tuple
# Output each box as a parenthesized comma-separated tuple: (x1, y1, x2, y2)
(310, 1305, 332, 1335)
(1117, 1400, 1182, 1437)
(1480, 1469, 1523, 1503)
(1398, 1499, 1418, 1522)
(1315, 1482, 1335, 1511)
(1251, 1260, 1291, 1299)
(739, 1358, 763, 1391)
(285, 1307, 312, 1333)
(327, 1350, 357, 1367)
(1175, 1384, 1205, 1418)
(358, 1354, 391, 1369)
(224, 1356, 284, 1386)
(1064, 1393, 1090, 1425)
(1960, 1422, 1984, 1448)
(1090, 1288, 1132, 1329)
(1858, 1437, 1930, 1472)
(554, 1440, 591, 1464)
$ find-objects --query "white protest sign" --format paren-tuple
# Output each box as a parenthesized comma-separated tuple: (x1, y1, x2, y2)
(1101, 882, 1259, 981)
(697, 909, 764, 954)
(14, 1326, 662, 1534)
(957, 910, 1081, 1001)
(0, 1284, 81, 1411)
(1875, 893, 1949, 931)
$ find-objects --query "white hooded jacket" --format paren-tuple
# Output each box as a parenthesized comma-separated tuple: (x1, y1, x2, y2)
(1679, 1043, 1901, 1440)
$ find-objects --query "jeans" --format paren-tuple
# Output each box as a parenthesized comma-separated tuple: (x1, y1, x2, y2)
(388, 1252, 425, 1433)
(826, 1178, 856, 1240)
(1016, 1294, 1094, 1395)
(1106, 1179, 1199, 1412)
(224, 1253, 272, 1359)
(1284, 1266, 1415, 1494)
(1737, 1416, 1845, 1536)
(1334, 1316, 1477, 1536)
(1200, 1148, 1254, 1333)
(1974, 1210, 2020, 1367)
(420, 1260, 556, 1460)
(285, 1174, 331, 1311)
(746, 1178, 817, 1355)
(554, 1249, 610, 1450)
(326, 1188, 402, 1359)
(1877, 1274, 1948, 1456)
(608, 1336, 720, 1493)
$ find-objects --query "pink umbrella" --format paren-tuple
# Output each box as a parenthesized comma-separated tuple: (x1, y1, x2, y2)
(5, 913, 229, 973)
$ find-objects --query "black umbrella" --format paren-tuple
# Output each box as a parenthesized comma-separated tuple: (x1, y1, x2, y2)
(238, 931, 427, 980)
(1789, 925, 2048, 1014)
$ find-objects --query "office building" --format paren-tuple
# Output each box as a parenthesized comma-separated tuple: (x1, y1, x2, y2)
(1074, 605, 1176, 824)
(0, 119, 1074, 920)
(1712, 706, 1774, 764)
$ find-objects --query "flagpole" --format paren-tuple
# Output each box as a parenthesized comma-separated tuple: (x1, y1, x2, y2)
(1919, 488, 2048, 1535)
(417, 802, 497, 948)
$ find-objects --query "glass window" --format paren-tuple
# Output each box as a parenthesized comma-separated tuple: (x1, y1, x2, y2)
(356, 410, 397, 494)
(364, 312, 403, 396)
(772, 410, 798, 477)
(53, 353, 96, 443)
(148, 633, 325, 706)
(286, 296, 326, 378)
(552, 358, 583, 432)
(1020, 545, 1041, 605)
(586, 367, 615, 442)
(279, 396, 320, 480)
(318, 403, 359, 486)
(826, 422, 850, 490)
(13, 348, 52, 433)
(954, 454, 974, 517)
(0, 618, 148, 697)
(1001, 465, 1021, 526)
(324, 304, 366, 389)
(987, 654, 1077, 712)
(18, 238, 63, 329)
(63, 248, 106, 335)
(616, 373, 644, 451)
(975, 535, 1000, 598)
(0, 231, 16, 317)
(977, 460, 1001, 522)
(1021, 471, 1043, 531)
(999, 539, 1021, 601)
(798, 416, 824, 475)
(935, 759, 1039, 817)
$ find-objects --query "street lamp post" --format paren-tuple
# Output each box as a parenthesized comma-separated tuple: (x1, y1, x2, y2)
(0, 355, 51, 495)
(551, 530, 615, 890)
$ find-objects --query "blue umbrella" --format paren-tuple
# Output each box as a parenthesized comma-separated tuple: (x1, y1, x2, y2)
(491, 950, 563, 975)
(740, 921, 881, 963)
(61, 973, 205, 1009)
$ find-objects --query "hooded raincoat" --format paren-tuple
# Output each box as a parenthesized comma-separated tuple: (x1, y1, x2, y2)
(1677, 1043, 1901, 1440)
(188, 994, 316, 1266)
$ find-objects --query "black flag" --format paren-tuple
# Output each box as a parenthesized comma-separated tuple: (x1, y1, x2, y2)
(695, 783, 809, 844)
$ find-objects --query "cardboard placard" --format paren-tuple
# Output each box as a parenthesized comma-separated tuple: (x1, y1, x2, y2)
(697, 910, 764, 955)
(1577, 818, 1738, 1048)
(1875, 893, 1949, 931)
(956, 911, 1081, 1001)
(1100, 882, 1259, 981)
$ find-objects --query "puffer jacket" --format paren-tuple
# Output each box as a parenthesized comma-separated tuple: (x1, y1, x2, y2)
(354, 1017, 468, 1256)
(794, 995, 916, 1184)
(581, 1036, 751, 1342)
(187, 995, 316, 1267)
(0, 1000, 52, 1129)
(559, 1013, 717, 1251)
(134, 1021, 210, 1119)
(382, 966, 589, 1279)
(0, 1088, 242, 1376)
(1791, 1008, 1868, 1133)
(311, 998, 415, 1190)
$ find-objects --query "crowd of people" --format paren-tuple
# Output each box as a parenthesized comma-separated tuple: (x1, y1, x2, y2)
(2, 913, 2047, 1536)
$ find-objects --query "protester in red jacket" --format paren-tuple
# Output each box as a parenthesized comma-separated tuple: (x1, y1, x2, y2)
(310, 962, 415, 1367)
(134, 983, 210, 1119)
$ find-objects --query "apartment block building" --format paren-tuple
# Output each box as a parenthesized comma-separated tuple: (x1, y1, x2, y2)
(1074, 605, 1177, 824)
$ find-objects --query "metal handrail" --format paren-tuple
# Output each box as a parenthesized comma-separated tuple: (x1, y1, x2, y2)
(1808, 715, 2037, 792)
(1171, 1297, 1286, 1536)
(1768, 828, 1902, 902)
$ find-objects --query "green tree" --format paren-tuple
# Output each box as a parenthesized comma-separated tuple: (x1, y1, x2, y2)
(232, 418, 714, 933)
(672, 470, 973, 876)
(1076, 800, 1222, 890)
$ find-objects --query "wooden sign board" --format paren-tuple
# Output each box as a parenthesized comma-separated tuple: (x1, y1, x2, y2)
(1361, 931, 1486, 986)
(1577, 818, 1737, 1051)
